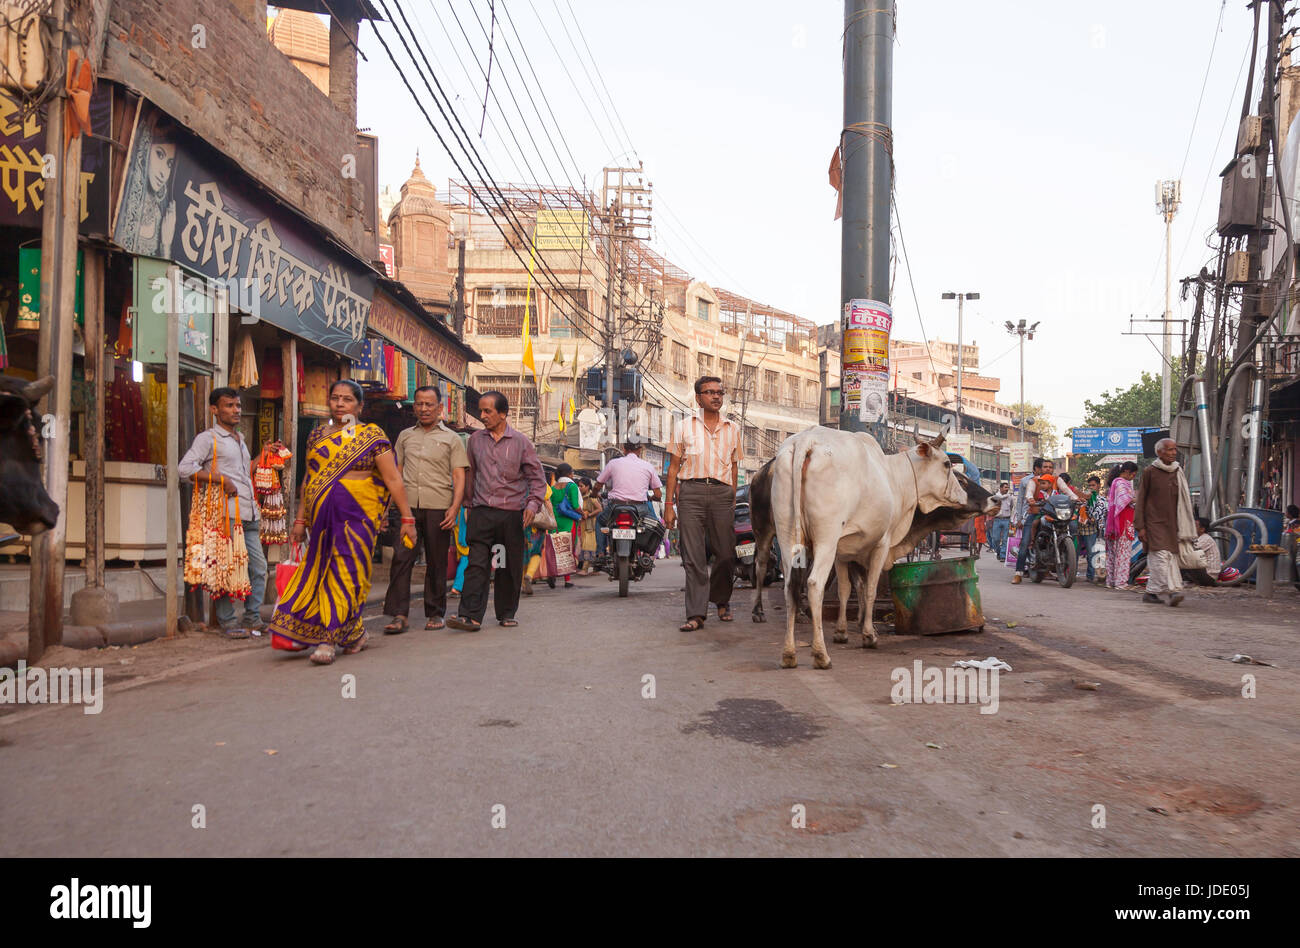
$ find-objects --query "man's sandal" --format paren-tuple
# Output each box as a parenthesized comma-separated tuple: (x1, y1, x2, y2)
(679, 617, 705, 632)
(425, 617, 445, 630)
(446, 616, 482, 632)
(383, 617, 408, 635)
(717, 605, 734, 622)
(499, 618, 519, 628)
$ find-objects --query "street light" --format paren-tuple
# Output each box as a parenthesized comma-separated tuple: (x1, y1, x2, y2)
(942, 291, 980, 434)
(1004, 319, 1040, 459)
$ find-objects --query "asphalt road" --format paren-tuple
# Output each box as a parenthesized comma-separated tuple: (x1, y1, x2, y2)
(2, 553, 1297, 857)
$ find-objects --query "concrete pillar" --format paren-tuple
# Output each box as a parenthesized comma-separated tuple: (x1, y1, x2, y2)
(329, 14, 359, 129)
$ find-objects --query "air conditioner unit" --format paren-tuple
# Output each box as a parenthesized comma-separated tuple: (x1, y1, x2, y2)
(1226, 250, 1251, 285)
(0, 2, 45, 93)
(1237, 115, 1262, 155)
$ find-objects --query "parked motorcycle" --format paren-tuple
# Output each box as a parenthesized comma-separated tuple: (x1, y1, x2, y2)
(734, 485, 781, 588)
(1027, 495, 1078, 588)
(597, 502, 665, 597)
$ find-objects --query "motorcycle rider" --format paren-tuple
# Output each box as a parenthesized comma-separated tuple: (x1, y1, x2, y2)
(594, 441, 663, 558)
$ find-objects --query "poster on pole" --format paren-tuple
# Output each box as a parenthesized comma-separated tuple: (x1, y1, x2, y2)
(858, 370, 888, 424)
(843, 299, 892, 372)
(1009, 442, 1033, 473)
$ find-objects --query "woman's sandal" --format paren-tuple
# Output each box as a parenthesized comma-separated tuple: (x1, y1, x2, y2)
(310, 644, 336, 665)
(383, 617, 408, 635)
(679, 617, 705, 632)
(340, 632, 368, 655)
(717, 604, 734, 622)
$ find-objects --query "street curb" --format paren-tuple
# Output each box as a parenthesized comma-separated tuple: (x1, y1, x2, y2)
(0, 584, 391, 668)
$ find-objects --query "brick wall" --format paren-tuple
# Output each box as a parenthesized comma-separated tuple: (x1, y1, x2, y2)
(99, 0, 368, 260)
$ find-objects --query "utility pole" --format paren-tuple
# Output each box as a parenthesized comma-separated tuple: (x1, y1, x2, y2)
(601, 164, 652, 443)
(453, 239, 466, 339)
(1004, 319, 1039, 458)
(1155, 180, 1181, 427)
(29, 0, 80, 661)
(840, 0, 893, 434)
(941, 291, 980, 433)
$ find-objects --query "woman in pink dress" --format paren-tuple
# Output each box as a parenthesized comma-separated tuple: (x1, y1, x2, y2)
(1105, 462, 1139, 589)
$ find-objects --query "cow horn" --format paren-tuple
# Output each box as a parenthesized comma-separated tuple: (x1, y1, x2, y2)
(912, 424, 924, 445)
(22, 376, 54, 403)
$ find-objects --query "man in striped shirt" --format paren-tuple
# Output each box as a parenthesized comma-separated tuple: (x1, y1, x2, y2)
(665, 376, 743, 631)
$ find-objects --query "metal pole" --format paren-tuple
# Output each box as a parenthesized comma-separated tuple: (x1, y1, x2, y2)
(955, 294, 964, 433)
(1242, 373, 1264, 507)
(1193, 377, 1218, 520)
(165, 266, 179, 639)
(1019, 329, 1026, 447)
(604, 216, 616, 437)
(1162, 205, 1172, 427)
(840, 0, 893, 433)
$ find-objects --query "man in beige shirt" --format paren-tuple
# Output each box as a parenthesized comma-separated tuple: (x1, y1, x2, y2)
(665, 375, 743, 631)
(383, 385, 469, 632)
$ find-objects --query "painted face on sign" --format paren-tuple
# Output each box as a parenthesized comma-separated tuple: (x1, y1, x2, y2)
(148, 143, 176, 196)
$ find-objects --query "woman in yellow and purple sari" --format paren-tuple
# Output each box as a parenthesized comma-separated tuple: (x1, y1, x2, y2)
(270, 380, 417, 665)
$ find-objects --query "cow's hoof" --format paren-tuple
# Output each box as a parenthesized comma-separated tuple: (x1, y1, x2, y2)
(862, 634, 879, 649)
(752, 609, 766, 624)
(833, 630, 848, 644)
(813, 652, 832, 670)
(780, 651, 798, 669)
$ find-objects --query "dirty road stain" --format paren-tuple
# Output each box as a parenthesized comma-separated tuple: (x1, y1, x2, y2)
(682, 698, 825, 748)
(478, 719, 521, 728)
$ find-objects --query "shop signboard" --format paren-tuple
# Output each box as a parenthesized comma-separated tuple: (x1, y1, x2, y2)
(16, 247, 83, 328)
(367, 288, 468, 385)
(946, 432, 972, 457)
(1, 85, 112, 234)
(113, 102, 373, 359)
(132, 258, 214, 367)
(1008, 442, 1033, 473)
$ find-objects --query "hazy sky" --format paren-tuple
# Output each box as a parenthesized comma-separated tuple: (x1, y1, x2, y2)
(354, 1, 1257, 437)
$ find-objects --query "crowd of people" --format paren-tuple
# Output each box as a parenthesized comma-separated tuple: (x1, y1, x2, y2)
(178, 377, 735, 665)
(980, 437, 1241, 605)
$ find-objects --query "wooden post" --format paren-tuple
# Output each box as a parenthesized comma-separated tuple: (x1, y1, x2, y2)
(28, 0, 68, 661)
(165, 266, 180, 639)
(282, 337, 297, 527)
(83, 250, 105, 587)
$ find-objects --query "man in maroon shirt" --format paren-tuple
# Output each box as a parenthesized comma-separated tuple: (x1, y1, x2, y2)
(447, 391, 547, 631)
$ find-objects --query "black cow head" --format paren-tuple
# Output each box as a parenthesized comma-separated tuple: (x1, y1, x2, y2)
(0, 375, 59, 535)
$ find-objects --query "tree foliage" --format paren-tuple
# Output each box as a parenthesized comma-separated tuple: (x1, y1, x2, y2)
(1007, 401, 1059, 455)
(1082, 368, 1184, 428)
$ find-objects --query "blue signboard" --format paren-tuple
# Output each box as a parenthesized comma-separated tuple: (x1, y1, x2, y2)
(1071, 427, 1153, 454)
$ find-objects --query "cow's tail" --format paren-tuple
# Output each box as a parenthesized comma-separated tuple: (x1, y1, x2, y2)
(789, 439, 810, 571)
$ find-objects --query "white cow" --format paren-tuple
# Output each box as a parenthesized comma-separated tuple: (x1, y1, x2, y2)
(769, 427, 967, 669)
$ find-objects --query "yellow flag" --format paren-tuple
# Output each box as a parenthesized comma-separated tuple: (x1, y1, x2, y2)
(571, 343, 579, 382)
(558, 409, 566, 433)
(568, 396, 576, 423)
(553, 345, 565, 366)
(521, 234, 537, 378)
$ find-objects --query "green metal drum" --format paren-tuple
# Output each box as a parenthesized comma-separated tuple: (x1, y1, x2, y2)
(889, 556, 984, 635)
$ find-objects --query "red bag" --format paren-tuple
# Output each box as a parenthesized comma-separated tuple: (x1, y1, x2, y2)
(276, 543, 303, 603)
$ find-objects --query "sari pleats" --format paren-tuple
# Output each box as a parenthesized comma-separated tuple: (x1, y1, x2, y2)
(269, 425, 390, 647)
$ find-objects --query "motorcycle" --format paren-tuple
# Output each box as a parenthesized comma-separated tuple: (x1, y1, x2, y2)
(597, 501, 665, 597)
(1027, 495, 1078, 588)
(734, 486, 781, 588)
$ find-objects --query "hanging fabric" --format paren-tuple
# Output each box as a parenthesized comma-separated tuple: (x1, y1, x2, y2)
(260, 350, 284, 398)
(230, 332, 259, 389)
